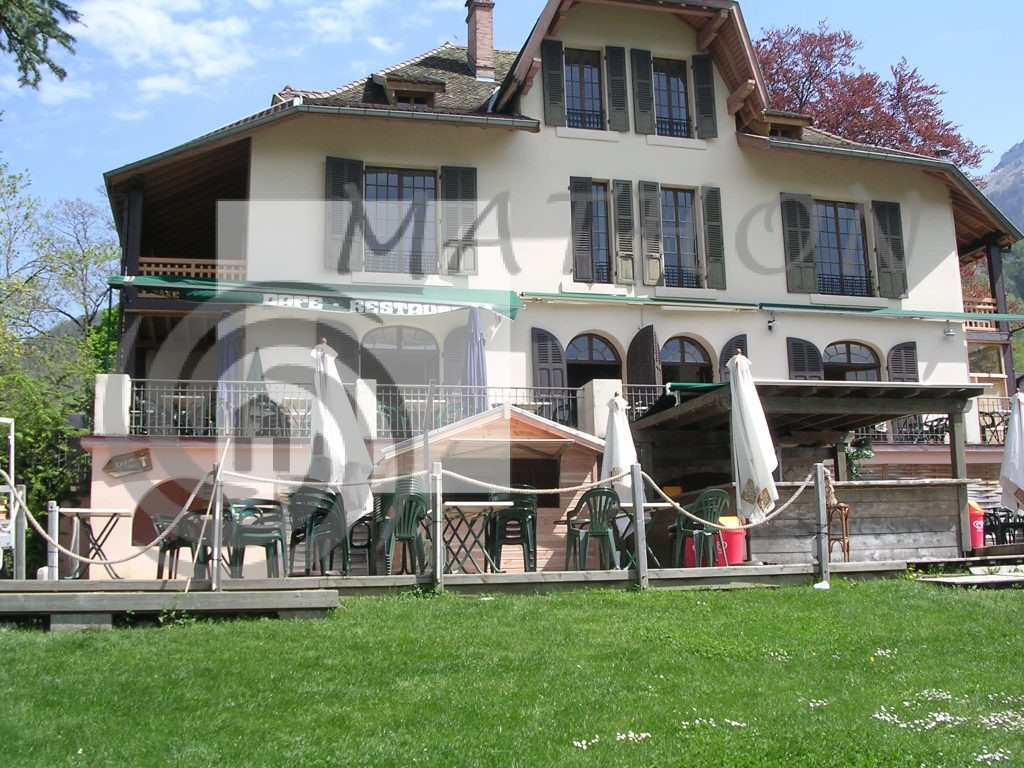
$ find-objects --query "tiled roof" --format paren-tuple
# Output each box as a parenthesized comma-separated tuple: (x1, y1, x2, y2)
(799, 127, 938, 162)
(277, 43, 521, 117)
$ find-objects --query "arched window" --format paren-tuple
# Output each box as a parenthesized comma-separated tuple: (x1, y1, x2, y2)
(361, 326, 439, 385)
(661, 336, 712, 384)
(823, 342, 880, 381)
(565, 333, 621, 389)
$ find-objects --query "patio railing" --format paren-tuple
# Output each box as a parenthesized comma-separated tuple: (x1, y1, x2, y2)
(130, 379, 314, 437)
(375, 384, 579, 439)
(129, 380, 580, 439)
(624, 385, 669, 420)
(852, 396, 1011, 446)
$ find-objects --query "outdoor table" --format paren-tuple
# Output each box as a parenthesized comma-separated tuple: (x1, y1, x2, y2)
(440, 501, 513, 574)
(618, 502, 675, 568)
(63, 508, 133, 579)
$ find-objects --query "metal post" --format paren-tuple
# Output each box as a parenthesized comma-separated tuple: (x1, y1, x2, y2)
(813, 463, 830, 585)
(630, 463, 649, 590)
(14, 484, 25, 579)
(46, 500, 60, 580)
(431, 462, 444, 592)
(211, 464, 224, 591)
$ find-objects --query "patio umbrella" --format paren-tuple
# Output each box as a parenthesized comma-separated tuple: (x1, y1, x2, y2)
(462, 306, 489, 415)
(726, 351, 778, 523)
(999, 392, 1024, 511)
(601, 393, 645, 535)
(216, 313, 243, 435)
(310, 340, 374, 528)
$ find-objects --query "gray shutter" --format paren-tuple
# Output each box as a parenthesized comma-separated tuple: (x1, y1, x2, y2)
(570, 176, 594, 282)
(541, 39, 566, 127)
(631, 49, 655, 135)
(441, 166, 478, 274)
(639, 180, 663, 285)
(612, 179, 635, 285)
(887, 342, 919, 382)
(781, 192, 817, 293)
(443, 327, 468, 385)
(691, 53, 717, 139)
(702, 185, 726, 290)
(872, 200, 908, 298)
(532, 328, 567, 389)
(719, 334, 748, 380)
(627, 325, 662, 386)
(325, 156, 363, 272)
(605, 46, 629, 132)
(316, 321, 359, 383)
(787, 337, 823, 381)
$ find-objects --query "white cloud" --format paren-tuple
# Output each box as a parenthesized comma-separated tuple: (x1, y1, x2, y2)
(300, 0, 385, 43)
(75, 0, 255, 90)
(37, 75, 95, 106)
(137, 73, 194, 100)
(367, 36, 400, 54)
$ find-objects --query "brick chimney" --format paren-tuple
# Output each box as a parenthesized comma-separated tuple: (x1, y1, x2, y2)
(466, 0, 496, 81)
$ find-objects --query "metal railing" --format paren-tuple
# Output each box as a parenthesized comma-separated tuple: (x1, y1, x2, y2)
(375, 385, 579, 439)
(624, 385, 668, 421)
(853, 397, 1012, 446)
(130, 380, 314, 437)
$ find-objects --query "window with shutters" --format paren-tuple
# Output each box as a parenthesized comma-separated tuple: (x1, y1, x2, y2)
(570, 181, 613, 284)
(823, 342, 880, 381)
(661, 187, 699, 288)
(566, 333, 621, 389)
(364, 168, 437, 274)
(652, 58, 691, 138)
(564, 48, 604, 130)
(813, 201, 869, 296)
(661, 336, 712, 384)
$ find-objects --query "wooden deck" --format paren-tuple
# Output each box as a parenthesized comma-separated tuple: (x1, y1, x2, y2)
(2, 554, 1020, 631)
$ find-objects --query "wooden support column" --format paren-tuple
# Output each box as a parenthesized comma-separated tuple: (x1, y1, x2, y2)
(947, 409, 970, 553)
(831, 439, 848, 482)
(987, 242, 1017, 395)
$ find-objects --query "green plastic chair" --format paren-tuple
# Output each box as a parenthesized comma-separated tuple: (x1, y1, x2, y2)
(150, 510, 200, 579)
(568, 488, 622, 570)
(287, 488, 344, 576)
(386, 477, 429, 574)
(227, 498, 287, 578)
(671, 489, 730, 567)
(487, 486, 537, 572)
(348, 493, 394, 575)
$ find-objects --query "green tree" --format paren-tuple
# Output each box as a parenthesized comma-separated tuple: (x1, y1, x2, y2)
(0, 0, 80, 88)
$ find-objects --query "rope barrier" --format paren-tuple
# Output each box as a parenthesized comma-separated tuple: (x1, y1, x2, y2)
(438, 469, 631, 496)
(640, 470, 816, 531)
(0, 468, 214, 567)
(221, 469, 428, 488)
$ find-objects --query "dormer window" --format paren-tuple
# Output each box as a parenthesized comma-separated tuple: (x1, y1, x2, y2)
(395, 93, 432, 108)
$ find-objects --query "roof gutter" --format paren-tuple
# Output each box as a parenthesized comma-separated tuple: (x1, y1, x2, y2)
(760, 302, 1024, 324)
(741, 133, 1023, 244)
(522, 291, 758, 312)
(105, 103, 539, 187)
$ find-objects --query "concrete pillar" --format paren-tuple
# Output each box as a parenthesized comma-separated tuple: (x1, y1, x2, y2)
(356, 379, 377, 440)
(578, 379, 622, 438)
(93, 374, 131, 436)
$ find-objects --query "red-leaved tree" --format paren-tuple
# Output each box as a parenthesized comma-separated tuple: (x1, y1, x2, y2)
(755, 22, 985, 170)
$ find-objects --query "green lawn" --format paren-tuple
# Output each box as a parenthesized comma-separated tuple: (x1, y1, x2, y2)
(1, 579, 1022, 767)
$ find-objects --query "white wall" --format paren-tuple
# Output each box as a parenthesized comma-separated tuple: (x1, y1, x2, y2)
(239, 1, 969, 387)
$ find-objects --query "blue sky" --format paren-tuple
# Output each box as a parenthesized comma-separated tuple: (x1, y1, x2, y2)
(0, 0, 1020, 208)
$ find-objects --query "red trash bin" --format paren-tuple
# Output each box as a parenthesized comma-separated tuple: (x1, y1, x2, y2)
(968, 500, 985, 550)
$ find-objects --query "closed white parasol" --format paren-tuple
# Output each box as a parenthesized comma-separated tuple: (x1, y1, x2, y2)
(310, 340, 374, 528)
(1000, 392, 1024, 511)
(727, 351, 779, 523)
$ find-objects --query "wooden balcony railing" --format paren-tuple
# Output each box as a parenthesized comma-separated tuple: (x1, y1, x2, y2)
(138, 257, 247, 282)
(963, 297, 998, 331)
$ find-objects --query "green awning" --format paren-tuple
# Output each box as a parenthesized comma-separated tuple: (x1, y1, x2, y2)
(761, 302, 1024, 323)
(110, 275, 523, 319)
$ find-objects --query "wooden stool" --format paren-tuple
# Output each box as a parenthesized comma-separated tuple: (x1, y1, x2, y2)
(826, 503, 851, 562)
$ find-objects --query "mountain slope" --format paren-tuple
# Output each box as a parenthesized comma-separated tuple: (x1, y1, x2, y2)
(986, 140, 1024, 232)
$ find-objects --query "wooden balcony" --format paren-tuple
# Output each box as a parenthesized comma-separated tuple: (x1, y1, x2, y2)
(138, 257, 246, 282)
(963, 297, 998, 331)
